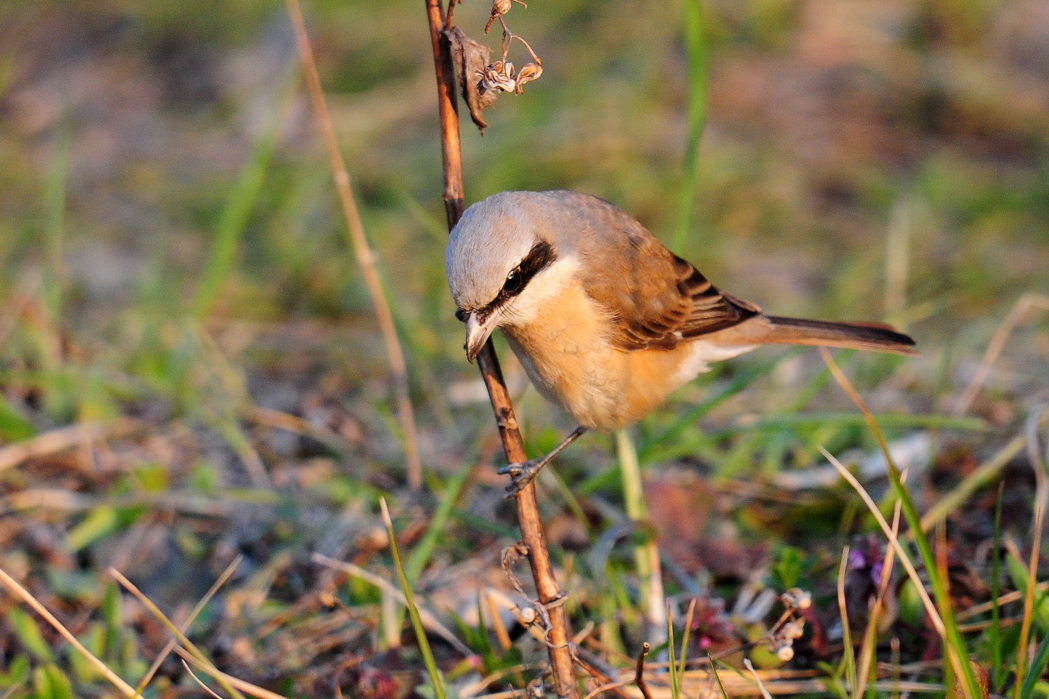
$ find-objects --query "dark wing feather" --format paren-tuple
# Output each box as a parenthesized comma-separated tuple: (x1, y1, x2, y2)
(573, 196, 759, 351)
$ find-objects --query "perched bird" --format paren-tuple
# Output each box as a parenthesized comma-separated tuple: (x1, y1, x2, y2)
(446, 190, 916, 492)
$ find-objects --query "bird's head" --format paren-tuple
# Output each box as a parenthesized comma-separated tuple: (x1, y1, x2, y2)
(446, 192, 564, 362)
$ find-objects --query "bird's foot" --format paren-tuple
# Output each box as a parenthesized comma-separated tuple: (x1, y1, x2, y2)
(498, 457, 548, 496)
(496, 426, 588, 497)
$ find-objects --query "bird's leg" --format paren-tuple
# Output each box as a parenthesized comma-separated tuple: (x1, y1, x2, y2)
(499, 426, 587, 496)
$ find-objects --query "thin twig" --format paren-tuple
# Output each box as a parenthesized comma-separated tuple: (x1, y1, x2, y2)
(958, 581, 1049, 620)
(635, 642, 654, 699)
(285, 0, 422, 489)
(421, 1, 578, 696)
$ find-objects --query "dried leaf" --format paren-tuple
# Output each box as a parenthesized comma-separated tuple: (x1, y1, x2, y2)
(443, 27, 496, 133)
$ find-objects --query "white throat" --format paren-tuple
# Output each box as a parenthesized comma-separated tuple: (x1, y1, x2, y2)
(499, 255, 581, 328)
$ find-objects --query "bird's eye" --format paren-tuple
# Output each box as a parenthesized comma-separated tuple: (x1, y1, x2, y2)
(503, 266, 525, 295)
(454, 308, 466, 322)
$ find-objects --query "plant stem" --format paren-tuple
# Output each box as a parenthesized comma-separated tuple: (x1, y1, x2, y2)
(617, 429, 666, 645)
(422, 2, 578, 695)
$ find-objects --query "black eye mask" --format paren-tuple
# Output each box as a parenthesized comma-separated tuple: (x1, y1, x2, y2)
(461, 239, 557, 323)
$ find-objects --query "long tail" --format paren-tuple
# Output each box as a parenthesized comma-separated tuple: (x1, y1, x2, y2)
(762, 316, 917, 355)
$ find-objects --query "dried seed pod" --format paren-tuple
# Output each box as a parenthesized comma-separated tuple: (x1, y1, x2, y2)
(514, 61, 543, 93)
(485, 0, 513, 33)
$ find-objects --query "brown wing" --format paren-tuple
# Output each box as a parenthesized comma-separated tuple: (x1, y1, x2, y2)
(572, 196, 760, 351)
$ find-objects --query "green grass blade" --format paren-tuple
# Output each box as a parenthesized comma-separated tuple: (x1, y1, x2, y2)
(380, 498, 447, 699)
(618, 429, 666, 645)
(638, 358, 780, 460)
(667, 599, 680, 699)
(406, 460, 472, 582)
(42, 125, 70, 323)
(671, 0, 708, 252)
(1019, 632, 1049, 699)
(191, 99, 286, 319)
(391, 459, 474, 635)
(679, 598, 696, 680)
(709, 658, 729, 699)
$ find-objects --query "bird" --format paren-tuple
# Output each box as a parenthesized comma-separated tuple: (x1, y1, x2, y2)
(446, 190, 916, 493)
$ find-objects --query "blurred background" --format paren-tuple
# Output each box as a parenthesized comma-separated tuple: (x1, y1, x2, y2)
(0, 0, 1047, 695)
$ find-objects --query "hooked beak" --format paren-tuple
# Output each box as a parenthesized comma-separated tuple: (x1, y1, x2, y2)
(465, 309, 502, 362)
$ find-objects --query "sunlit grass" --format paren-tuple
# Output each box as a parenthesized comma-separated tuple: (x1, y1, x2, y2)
(0, 0, 1046, 696)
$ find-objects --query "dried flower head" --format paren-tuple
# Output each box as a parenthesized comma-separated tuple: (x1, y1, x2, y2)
(781, 618, 806, 640)
(478, 61, 518, 94)
(782, 587, 812, 610)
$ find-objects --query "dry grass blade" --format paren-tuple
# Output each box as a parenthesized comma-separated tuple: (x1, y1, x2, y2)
(679, 598, 697, 681)
(820, 448, 946, 635)
(241, 405, 352, 453)
(183, 660, 224, 699)
(285, 0, 422, 489)
(109, 568, 247, 699)
(311, 552, 472, 655)
(0, 564, 137, 697)
(0, 680, 25, 699)
(953, 293, 1049, 416)
(133, 555, 244, 697)
(476, 676, 947, 698)
(958, 582, 1049, 620)
(743, 659, 775, 699)
(819, 347, 978, 699)
(857, 501, 902, 693)
(174, 648, 289, 699)
(0, 419, 137, 473)
(837, 546, 857, 694)
(2, 487, 275, 517)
